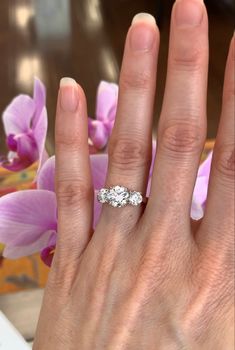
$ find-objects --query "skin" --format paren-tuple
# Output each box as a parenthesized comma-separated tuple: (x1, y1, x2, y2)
(33, 0, 234, 349)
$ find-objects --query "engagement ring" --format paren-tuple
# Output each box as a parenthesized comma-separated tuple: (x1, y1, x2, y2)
(97, 185, 146, 208)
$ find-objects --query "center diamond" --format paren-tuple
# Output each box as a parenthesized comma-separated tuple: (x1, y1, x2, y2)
(107, 186, 130, 207)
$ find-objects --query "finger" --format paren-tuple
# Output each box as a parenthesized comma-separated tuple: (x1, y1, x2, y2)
(147, 0, 208, 228)
(55, 78, 93, 267)
(198, 35, 235, 246)
(100, 13, 159, 224)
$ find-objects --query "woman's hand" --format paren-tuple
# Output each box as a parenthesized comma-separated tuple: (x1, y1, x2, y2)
(33, 1, 234, 349)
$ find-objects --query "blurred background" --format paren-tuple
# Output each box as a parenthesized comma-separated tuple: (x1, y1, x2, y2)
(0, 0, 234, 156)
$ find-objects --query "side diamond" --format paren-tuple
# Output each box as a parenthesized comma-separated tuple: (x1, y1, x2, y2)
(97, 189, 108, 203)
(128, 191, 143, 206)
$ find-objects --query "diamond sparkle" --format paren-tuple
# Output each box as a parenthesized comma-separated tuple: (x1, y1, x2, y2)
(97, 188, 108, 203)
(107, 186, 129, 207)
(128, 191, 143, 206)
(97, 186, 143, 207)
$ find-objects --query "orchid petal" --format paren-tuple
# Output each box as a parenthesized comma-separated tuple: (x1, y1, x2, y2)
(3, 230, 55, 259)
(191, 200, 204, 221)
(1, 78, 48, 172)
(41, 149, 49, 165)
(144, 141, 157, 197)
(146, 177, 152, 198)
(88, 119, 109, 149)
(0, 133, 38, 171)
(32, 77, 46, 128)
(37, 156, 55, 192)
(192, 176, 209, 208)
(40, 231, 56, 267)
(192, 152, 213, 209)
(198, 151, 213, 177)
(33, 106, 48, 170)
(88, 143, 99, 155)
(0, 190, 57, 247)
(96, 81, 118, 121)
(40, 245, 55, 267)
(104, 119, 115, 134)
(149, 140, 157, 178)
(2, 95, 35, 135)
(6, 134, 17, 152)
(16, 133, 38, 162)
(46, 231, 57, 247)
(90, 153, 108, 190)
(0, 153, 32, 172)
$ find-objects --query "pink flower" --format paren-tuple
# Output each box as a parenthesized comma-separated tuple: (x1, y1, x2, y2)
(191, 152, 213, 220)
(0, 190, 57, 264)
(0, 155, 57, 266)
(0, 154, 108, 266)
(88, 81, 118, 150)
(0, 78, 48, 171)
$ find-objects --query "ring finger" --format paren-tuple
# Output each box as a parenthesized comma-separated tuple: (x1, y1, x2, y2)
(100, 13, 160, 225)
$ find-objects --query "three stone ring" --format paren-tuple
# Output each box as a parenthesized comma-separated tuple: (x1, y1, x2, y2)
(97, 185, 147, 208)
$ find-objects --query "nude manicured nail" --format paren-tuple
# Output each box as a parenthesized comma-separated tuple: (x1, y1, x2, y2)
(132, 13, 156, 26)
(175, 0, 204, 27)
(130, 13, 156, 52)
(60, 77, 78, 112)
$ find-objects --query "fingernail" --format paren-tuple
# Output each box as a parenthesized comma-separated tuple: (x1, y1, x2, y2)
(175, 0, 204, 27)
(60, 77, 78, 112)
(132, 13, 156, 26)
(130, 13, 156, 52)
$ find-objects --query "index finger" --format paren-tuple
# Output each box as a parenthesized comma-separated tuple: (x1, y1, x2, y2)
(55, 78, 93, 268)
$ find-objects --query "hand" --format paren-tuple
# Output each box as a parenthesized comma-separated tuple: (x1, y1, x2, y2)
(33, 1, 234, 349)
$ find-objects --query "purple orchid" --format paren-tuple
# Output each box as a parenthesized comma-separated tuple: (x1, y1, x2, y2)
(0, 154, 108, 266)
(88, 81, 118, 150)
(0, 190, 57, 263)
(0, 156, 57, 266)
(191, 152, 213, 220)
(0, 78, 48, 171)
(0, 148, 212, 266)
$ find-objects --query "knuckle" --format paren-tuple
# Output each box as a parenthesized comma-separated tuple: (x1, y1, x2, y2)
(57, 180, 92, 207)
(171, 47, 202, 72)
(56, 130, 82, 151)
(160, 121, 204, 155)
(214, 144, 235, 181)
(108, 137, 150, 172)
(121, 70, 151, 91)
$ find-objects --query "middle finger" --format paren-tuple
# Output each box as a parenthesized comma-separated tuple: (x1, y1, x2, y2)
(148, 0, 209, 227)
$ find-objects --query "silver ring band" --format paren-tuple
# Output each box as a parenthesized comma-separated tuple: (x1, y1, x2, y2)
(97, 185, 146, 208)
